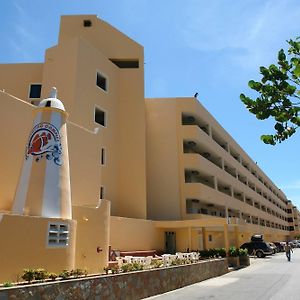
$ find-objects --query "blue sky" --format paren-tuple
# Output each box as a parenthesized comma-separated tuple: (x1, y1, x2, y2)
(1, 0, 300, 207)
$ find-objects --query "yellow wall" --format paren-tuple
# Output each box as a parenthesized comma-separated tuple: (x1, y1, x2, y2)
(73, 200, 110, 274)
(176, 228, 190, 252)
(0, 92, 33, 211)
(0, 63, 43, 102)
(146, 99, 181, 220)
(0, 214, 76, 282)
(110, 216, 164, 251)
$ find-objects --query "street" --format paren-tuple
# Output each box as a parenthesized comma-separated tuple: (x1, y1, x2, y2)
(146, 249, 300, 300)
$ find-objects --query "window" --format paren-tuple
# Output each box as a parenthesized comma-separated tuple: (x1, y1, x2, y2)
(95, 107, 106, 127)
(100, 186, 104, 200)
(29, 84, 42, 98)
(83, 19, 92, 27)
(47, 223, 69, 247)
(96, 72, 107, 91)
(109, 59, 139, 68)
(101, 148, 106, 165)
(208, 235, 213, 242)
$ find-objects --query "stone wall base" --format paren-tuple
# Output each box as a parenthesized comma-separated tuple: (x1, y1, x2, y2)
(0, 259, 228, 300)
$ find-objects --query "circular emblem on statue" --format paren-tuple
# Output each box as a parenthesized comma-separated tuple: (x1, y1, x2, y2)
(26, 122, 63, 166)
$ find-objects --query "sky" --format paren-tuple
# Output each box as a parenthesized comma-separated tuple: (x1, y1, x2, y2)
(1, 0, 300, 207)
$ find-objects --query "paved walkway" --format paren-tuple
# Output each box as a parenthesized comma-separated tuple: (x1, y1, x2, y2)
(146, 249, 300, 300)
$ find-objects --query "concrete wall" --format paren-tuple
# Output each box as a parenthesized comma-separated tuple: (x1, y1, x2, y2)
(110, 216, 164, 251)
(146, 99, 181, 220)
(0, 63, 43, 102)
(0, 259, 228, 299)
(73, 199, 110, 274)
(0, 92, 33, 212)
(0, 215, 76, 282)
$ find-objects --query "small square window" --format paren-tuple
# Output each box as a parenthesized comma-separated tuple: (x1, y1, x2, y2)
(95, 107, 106, 127)
(83, 19, 92, 27)
(96, 72, 107, 91)
(29, 84, 42, 98)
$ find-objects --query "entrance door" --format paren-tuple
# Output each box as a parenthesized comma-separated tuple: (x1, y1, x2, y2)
(165, 231, 176, 254)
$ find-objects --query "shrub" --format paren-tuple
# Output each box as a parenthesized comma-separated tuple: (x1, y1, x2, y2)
(218, 248, 227, 258)
(59, 270, 71, 280)
(238, 248, 248, 256)
(132, 262, 143, 271)
(22, 269, 35, 283)
(3, 282, 13, 287)
(199, 249, 210, 259)
(206, 248, 214, 258)
(34, 269, 48, 281)
(110, 266, 119, 274)
(170, 258, 185, 266)
(121, 263, 132, 272)
(228, 246, 239, 257)
(48, 273, 58, 281)
(70, 269, 87, 278)
(150, 259, 163, 269)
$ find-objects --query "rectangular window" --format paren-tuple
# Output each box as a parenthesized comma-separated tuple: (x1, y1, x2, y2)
(96, 72, 107, 91)
(101, 148, 106, 165)
(29, 84, 42, 98)
(95, 107, 106, 127)
(109, 59, 139, 68)
(47, 223, 69, 247)
(100, 186, 104, 200)
(208, 234, 212, 242)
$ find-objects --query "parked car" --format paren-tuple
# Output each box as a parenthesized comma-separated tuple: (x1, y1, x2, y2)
(251, 234, 263, 242)
(291, 240, 300, 248)
(240, 241, 273, 258)
(268, 242, 277, 254)
(273, 242, 284, 252)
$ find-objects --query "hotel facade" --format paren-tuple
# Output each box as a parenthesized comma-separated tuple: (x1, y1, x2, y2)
(0, 15, 299, 281)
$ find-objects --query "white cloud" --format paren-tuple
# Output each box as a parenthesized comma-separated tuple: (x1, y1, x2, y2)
(180, 0, 300, 69)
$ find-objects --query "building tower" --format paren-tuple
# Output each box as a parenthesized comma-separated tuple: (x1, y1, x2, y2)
(12, 87, 72, 219)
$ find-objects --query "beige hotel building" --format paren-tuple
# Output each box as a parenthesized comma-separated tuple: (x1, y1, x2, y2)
(0, 15, 299, 281)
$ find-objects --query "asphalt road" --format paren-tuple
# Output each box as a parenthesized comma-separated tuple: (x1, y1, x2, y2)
(146, 249, 300, 300)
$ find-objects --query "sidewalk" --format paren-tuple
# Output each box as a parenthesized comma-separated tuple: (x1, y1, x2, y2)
(146, 249, 300, 300)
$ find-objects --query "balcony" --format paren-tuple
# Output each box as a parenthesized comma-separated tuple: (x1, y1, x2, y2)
(186, 199, 226, 218)
(182, 114, 210, 136)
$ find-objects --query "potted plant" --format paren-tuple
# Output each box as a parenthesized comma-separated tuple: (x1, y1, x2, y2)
(238, 248, 250, 266)
(227, 246, 240, 268)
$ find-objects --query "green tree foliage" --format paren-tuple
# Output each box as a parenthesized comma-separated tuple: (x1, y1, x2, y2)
(240, 38, 300, 145)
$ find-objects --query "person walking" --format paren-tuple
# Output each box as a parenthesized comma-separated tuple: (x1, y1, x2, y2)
(285, 242, 293, 261)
